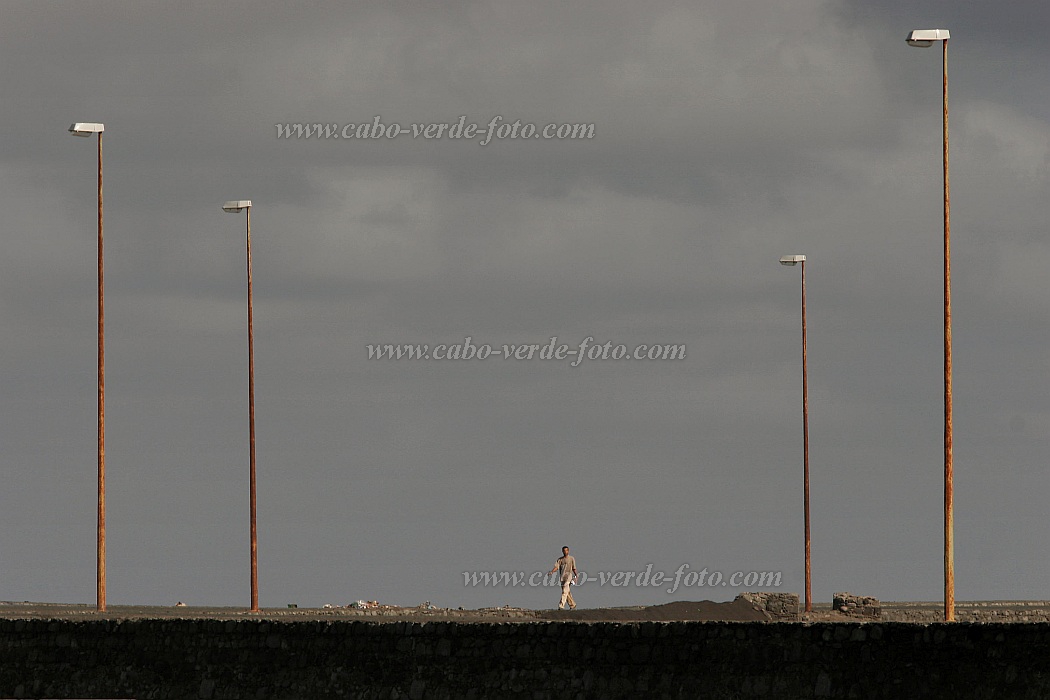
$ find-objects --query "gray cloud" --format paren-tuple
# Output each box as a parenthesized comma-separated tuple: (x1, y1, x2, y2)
(1, 0, 1048, 609)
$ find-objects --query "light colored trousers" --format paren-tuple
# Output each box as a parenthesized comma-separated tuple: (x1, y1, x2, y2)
(559, 580, 576, 609)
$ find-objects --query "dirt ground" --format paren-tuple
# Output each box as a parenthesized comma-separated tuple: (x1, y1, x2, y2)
(0, 600, 767, 624)
(536, 598, 770, 622)
(6, 599, 1050, 624)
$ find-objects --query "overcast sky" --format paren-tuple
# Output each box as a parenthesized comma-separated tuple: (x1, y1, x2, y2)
(2, 1, 1049, 610)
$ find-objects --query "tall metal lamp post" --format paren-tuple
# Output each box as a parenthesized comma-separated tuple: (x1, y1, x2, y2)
(780, 254, 811, 613)
(906, 27, 954, 622)
(222, 200, 259, 612)
(69, 122, 107, 612)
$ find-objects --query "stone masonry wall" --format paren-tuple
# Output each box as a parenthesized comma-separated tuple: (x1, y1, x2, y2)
(738, 592, 800, 620)
(832, 592, 881, 619)
(2, 617, 1050, 699)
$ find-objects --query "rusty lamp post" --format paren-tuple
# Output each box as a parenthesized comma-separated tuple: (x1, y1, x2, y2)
(69, 121, 107, 612)
(907, 27, 954, 623)
(222, 200, 259, 612)
(780, 254, 811, 613)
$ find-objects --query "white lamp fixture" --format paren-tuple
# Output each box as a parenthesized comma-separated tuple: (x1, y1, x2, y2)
(780, 255, 806, 266)
(223, 200, 252, 212)
(69, 122, 105, 136)
(906, 29, 950, 47)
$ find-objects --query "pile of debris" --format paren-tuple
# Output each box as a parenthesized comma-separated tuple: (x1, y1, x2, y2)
(737, 592, 801, 621)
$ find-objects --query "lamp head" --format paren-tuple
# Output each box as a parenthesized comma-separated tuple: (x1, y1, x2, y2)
(907, 29, 950, 47)
(222, 200, 252, 212)
(780, 255, 806, 266)
(69, 122, 105, 136)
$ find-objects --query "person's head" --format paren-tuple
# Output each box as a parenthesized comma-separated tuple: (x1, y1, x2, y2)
(562, 546, 570, 555)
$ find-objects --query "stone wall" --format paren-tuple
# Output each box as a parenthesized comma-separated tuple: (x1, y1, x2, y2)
(832, 592, 881, 619)
(882, 602, 1050, 623)
(2, 617, 1049, 699)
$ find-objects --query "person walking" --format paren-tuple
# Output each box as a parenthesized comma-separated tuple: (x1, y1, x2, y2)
(548, 545, 577, 610)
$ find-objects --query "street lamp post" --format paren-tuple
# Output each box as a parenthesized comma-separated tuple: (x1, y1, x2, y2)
(907, 28, 954, 623)
(69, 122, 106, 612)
(222, 200, 259, 612)
(780, 254, 811, 613)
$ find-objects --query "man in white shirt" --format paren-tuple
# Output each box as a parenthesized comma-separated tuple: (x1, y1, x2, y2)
(548, 545, 577, 610)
